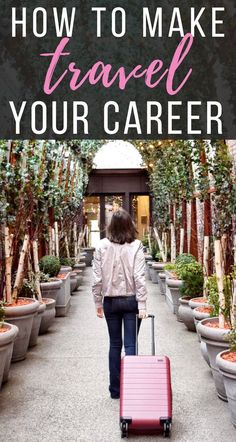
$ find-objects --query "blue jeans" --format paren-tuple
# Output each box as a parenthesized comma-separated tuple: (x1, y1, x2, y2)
(103, 296, 141, 398)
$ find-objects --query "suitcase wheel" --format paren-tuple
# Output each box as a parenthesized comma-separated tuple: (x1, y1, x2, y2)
(163, 422, 171, 438)
(120, 421, 128, 438)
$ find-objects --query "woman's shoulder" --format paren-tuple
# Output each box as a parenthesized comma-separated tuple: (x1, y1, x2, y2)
(96, 238, 111, 250)
(129, 239, 143, 250)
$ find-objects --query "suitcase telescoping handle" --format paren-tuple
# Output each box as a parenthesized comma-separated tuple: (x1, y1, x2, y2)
(135, 314, 155, 356)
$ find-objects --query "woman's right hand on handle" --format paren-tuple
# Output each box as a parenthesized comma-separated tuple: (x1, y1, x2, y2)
(96, 307, 104, 318)
(138, 309, 148, 319)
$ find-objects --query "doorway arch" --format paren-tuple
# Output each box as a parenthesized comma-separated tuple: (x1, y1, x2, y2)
(84, 141, 151, 246)
(93, 140, 143, 169)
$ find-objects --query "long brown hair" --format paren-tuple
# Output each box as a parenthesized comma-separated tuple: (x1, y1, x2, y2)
(107, 209, 138, 244)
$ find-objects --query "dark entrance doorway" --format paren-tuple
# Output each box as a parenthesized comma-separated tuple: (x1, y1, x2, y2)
(84, 169, 150, 246)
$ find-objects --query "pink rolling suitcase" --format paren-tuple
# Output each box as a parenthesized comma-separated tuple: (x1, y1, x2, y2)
(120, 315, 172, 438)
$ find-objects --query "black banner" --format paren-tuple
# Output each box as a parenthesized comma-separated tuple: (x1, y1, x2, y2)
(0, 1, 235, 139)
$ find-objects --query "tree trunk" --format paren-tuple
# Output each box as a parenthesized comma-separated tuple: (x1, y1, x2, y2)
(234, 234, 236, 266)
(65, 234, 70, 258)
(179, 228, 184, 255)
(48, 226, 53, 255)
(203, 236, 210, 296)
(147, 232, 152, 253)
(153, 228, 166, 262)
(164, 232, 168, 260)
(33, 240, 42, 302)
(12, 234, 29, 300)
(190, 198, 198, 260)
(175, 202, 180, 254)
(182, 199, 188, 253)
(214, 239, 225, 329)
(48, 207, 55, 227)
(4, 227, 12, 303)
(221, 227, 233, 274)
(73, 223, 78, 258)
(74, 232, 82, 264)
(221, 233, 228, 273)
(169, 203, 176, 262)
(200, 145, 213, 273)
(204, 196, 212, 274)
(54, 222, 59, 258)
(170, 223, 176, 263)
(51, 228, 56, 256)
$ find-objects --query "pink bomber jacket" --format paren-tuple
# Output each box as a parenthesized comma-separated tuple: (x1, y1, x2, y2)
(92, 238, 147, 310)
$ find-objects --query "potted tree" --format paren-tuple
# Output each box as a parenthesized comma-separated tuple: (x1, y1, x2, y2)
(59, 257, 82, 293)
(150, 243, 161, 284)
(216, 327, 236, 427)
(39, 255, 71, 317)
(164, 263, 182, 313)
(165, 254, 203, 321)
(197, 240, 232, 401)
(3, 233, 40, 362)
(193, 275, 217, 339)
(142, 234, 154, 279)
(141, 234, 149, 253)
(158, 272, 166, 295)
(153, 251, 171, 288)
(39, 255, 62, 304)
(0, 302, 19, 388)
(198, 313, 231, 401)
(81, 247, 95, 266)
(4, 296, 40, 362)
(177, 260, 204, 326)
(19, 273, 46, 348)
(164, 253, 203, 328)
(189, 275, 217, 368)
(0, 139, 100, 337)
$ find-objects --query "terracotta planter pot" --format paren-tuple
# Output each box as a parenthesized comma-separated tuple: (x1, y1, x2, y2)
(4, 298, 40, 362)
(178, 297, 196, 331)
(166, 278, 183, 318)
(0, 323, 19, 387)
(197, 317, 230, 401)
(39, 298, 56, 334)
(29, 302, 46, 348)
(81, 247, 95, 266)
(159, 272, 166, 295)
(40, 279, 62, 303)
(216, 350, 236, 427)
(55, 272, 71, 316)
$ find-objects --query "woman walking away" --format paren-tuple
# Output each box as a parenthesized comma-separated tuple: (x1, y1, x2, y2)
(92, 208, 147, 399)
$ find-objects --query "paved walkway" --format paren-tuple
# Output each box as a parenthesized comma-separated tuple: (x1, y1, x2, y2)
(0, 268, 235, 442)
